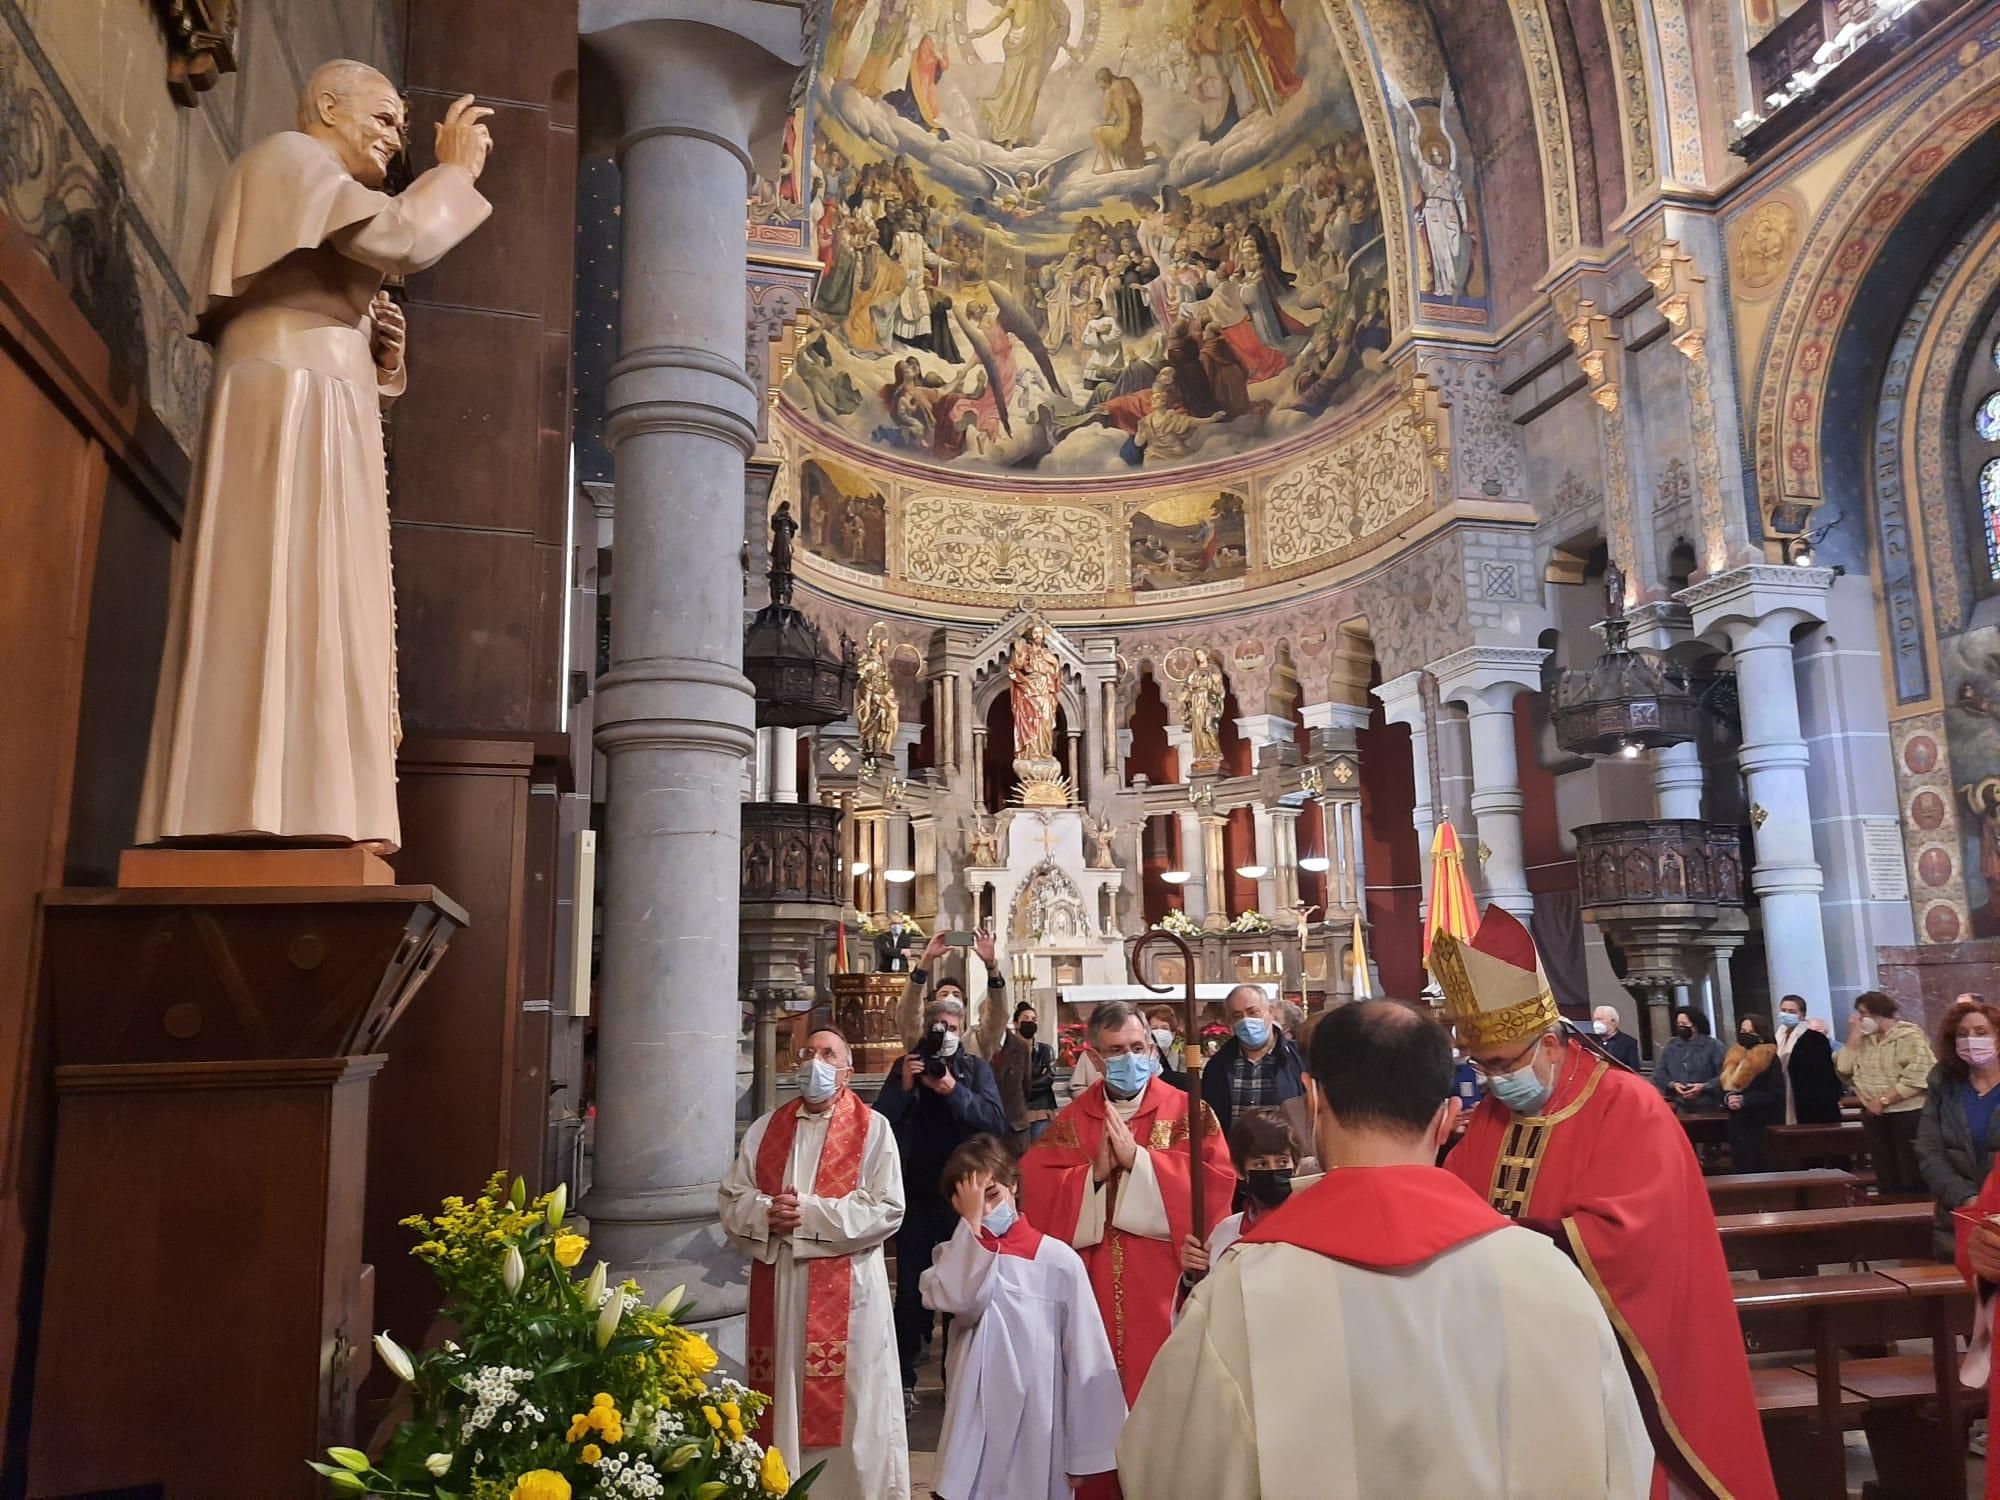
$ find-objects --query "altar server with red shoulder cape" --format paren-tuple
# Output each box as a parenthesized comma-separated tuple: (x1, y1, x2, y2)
(719, 1026, 910, 1499)
(1438, 907, 1776, 1500)
(921, 1133, 1127, 1499)
(1020, 999, 1236, 1406)
(1121, 998, 1650, 1500)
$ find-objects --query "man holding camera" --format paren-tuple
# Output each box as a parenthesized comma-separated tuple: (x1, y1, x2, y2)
(896, 927, 1011, 1055)
(872, 986, 1009, 1408)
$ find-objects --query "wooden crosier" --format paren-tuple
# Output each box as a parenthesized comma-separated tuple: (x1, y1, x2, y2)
(1129, 927, 1204, 1233)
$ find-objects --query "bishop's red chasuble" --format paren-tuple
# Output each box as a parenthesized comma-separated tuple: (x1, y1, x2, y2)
(1446, 1038, 1777, 1500)
(1956, 1161, 2000, 1500)
(1020, 1076, 1236, 1405)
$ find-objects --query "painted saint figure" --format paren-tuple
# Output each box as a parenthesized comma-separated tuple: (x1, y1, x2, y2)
(974, 0, 1075, 149)
(1009, 621, 1063, 763)
(1409, 97, 1469, 297)
(1090, 69, 1149, 173)
(1180, 648, 1227, 765)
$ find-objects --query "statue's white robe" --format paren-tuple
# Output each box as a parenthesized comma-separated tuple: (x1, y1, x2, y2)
(718, 1104, 910, 1500)
(1121, 1219, 1652, 1499)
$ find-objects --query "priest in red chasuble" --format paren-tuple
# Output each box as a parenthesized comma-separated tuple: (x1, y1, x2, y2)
(1021, 999, 1237, 1408)
(1437, 908, 1776, 1500)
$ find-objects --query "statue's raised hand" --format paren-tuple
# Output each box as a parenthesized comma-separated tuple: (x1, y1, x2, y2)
(435, 94, 494, 180)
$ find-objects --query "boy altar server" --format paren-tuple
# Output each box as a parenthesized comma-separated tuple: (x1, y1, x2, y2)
(1121, 1000, 1651, 1500)
(921, 1134, 1127, 1499)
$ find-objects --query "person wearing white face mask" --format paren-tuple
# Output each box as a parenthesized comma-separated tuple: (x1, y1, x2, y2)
(719, 1027, 911, 1499)
(1918, 996, 2000, 1260)
(1436, 906, 1777, 1500)
(1589, 1005, 1641, 1071)
(1836, 990, 1934, 1195)
(1121, 999, 1651, 1499)
(921, 1134, 1127, 1499)
(1774, 993, 1842, 1124)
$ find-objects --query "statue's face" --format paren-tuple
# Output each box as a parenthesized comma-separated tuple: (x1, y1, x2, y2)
(315, 74, 404, 187)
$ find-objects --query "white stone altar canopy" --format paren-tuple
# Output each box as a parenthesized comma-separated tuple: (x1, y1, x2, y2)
(963, 806, 1127, 990)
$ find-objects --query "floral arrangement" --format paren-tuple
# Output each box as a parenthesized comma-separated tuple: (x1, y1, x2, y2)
(1228, 910, 1273, 934)
(311, 1172, 815, 1500)
(855, 912, 917, 938)
(1152, 910, 1203, 940)
(1198, 1020, 1231, 1056)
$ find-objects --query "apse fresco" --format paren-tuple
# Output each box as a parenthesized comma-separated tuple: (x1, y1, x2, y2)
(798, 455, 891, 575)
(788, 0, 1395, 476)
(1129, 491, 1248, 591)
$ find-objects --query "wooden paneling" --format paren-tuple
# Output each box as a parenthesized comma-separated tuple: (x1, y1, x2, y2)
(0, 205, 187, 1482)
(390, 304, 546, 533)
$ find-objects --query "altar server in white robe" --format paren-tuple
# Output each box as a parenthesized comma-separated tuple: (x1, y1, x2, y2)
(922, 1133, 1126, 1500)
(1121, 1000, 1650, 1500)
(720, 1026, 911, 1500)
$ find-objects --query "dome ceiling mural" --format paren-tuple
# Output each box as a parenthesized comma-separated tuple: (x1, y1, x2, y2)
(784, 0, 1478, 479)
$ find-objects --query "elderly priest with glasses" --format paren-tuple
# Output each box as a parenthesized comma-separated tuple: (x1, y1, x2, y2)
(1438, 908, 1777, 1500)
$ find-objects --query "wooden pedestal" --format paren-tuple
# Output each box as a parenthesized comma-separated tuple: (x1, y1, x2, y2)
(25, 885, 464, 1500)
(832, 971, 912, 1072)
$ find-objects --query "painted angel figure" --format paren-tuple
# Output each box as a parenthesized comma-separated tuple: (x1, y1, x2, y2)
(1407, 84, 1469, 297)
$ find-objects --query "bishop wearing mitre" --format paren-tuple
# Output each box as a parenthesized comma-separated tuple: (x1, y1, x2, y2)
(1020, 1000, 1235, 1427)
(138, 61, 496, 855)
(1437, 908, 1777, 1500)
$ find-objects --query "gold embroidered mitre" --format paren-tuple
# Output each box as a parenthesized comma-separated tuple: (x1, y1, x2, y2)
(1430, 905, 1559, 1050)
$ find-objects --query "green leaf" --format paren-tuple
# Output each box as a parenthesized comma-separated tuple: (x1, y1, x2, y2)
(602, 1334, 656, 1357)
(306, 1461, 344, 1477)
(327, 1446, 371, 1472)
(789, 1459, 828, 1495)
(538, 1350, 594, 1378)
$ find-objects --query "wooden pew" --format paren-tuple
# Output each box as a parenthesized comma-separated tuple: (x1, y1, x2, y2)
(1707, 1169, 1859, 1215)
(1716, 1202, 1933, 1277)
(1680, 1111, 1731, 1169)
(1737, 1267, 1976, 1499)
(1766, 1120, 1869, 1172)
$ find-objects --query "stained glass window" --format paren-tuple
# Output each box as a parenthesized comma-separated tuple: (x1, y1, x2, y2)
(1985, 458, 2000, 581)
(1981, 392, 2000, 442)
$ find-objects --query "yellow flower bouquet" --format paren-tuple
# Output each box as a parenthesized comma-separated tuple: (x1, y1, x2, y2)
(310, 1172, 818, 1499)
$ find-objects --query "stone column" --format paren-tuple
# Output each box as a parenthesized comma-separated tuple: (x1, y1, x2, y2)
(1681, 565, 1836, 1022)
(1201, 815, 1230, 928)
(1176, 809, 1208, 921)
(767, 726, 798, 804)
(1251, 804, 1280, 915)
(1432, 648, 1548, 926)
(1372, 672, 1434, 919)
(971, 724, 987, 807)
(579, 3, 807, 1330)
(1270, 805, 1302, 917)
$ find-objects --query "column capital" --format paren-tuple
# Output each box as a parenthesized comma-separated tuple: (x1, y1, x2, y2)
(1677, 564, 1832, 647)
(1371, 670, 1428, 727)
(1430, 645, 1549, 709)
(1299, 701, 1373, 733)
(1233, 714, 1294, 746)
(581, 2, 810, 171)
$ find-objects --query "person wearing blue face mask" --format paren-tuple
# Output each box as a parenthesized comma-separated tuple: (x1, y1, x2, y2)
(1438, 906, 1776, 1500)
(1020, 1000, 1237, 1410)
(921, 1134, 1127, 1499)
(1199, 983, 1308, 1149)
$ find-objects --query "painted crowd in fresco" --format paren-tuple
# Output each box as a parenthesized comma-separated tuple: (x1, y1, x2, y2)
(783, 0, 1428, 476)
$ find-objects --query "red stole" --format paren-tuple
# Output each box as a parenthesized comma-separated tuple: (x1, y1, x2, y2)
(1241, 1163, 1507, 1267)
(1019, 1077, 1236, 1404)
(1445, 1039, 1777, 1500)
(746, 1090, 869, 1449)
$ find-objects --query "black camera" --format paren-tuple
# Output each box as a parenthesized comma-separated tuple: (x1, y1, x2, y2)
(917, 1023, 951, 1077)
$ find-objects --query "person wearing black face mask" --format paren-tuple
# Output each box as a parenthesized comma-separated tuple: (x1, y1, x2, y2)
(1654, 1004, 1725, 1116)
(992, 1001, 1060, 1150)
(1178, 1108, 1295, 1286)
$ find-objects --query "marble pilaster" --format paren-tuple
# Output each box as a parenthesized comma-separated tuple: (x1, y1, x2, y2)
(1372, 672, 1434, 918)
(1431, 648, 1548, 925)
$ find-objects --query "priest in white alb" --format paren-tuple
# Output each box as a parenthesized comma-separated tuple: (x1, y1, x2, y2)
(922, 1134, 1127, 1500)
(719, 1026, 911, 1499)
(1120, 1000, 1651, 1500)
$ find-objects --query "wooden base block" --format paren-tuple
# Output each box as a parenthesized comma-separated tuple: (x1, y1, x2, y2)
(118, 845, 394, 888)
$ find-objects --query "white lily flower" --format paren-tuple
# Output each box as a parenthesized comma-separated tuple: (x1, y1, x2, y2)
(503, 1245, 525, 1296)
(652, 1283, 686, 1320)
(595, 1287, 624, 1350)
(425, 1453, 453, 1478)
(546, 1181, 568, 1228)
(584, 1259, 608, 1307)
(373, 1331, 415, 1383)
